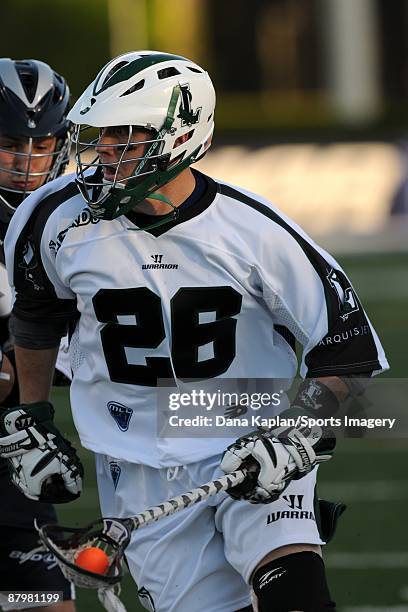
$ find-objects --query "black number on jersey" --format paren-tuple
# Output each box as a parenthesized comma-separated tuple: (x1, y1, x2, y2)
(92, 286, 242, 386)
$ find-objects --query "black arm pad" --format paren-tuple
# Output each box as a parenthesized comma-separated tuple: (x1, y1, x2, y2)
(292, 379, 340, 417)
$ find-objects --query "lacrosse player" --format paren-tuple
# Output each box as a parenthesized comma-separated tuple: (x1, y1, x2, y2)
(2, 51, 388, 611)
(0, 59, 75, 611)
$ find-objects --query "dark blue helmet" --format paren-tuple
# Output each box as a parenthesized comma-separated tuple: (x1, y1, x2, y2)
(0, 58, 71, 218)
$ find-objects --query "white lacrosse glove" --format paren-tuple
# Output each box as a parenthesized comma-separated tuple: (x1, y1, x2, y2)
(221, 409, 335, 504)
(0, 402, 83, 503)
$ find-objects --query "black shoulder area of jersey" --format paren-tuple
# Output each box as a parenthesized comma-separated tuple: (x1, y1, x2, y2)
(23, 180, 79, 245)
(12, 180, 79, 322)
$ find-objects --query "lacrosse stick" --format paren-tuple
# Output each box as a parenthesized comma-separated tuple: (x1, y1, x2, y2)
(36, 468, 249, 593)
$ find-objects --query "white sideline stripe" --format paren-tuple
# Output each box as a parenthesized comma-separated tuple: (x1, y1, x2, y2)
(320, 480, 408, 502)
(325, 552, 408, 569)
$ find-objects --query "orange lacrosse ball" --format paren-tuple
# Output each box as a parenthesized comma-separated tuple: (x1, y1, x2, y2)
(75, 547, 110, 575)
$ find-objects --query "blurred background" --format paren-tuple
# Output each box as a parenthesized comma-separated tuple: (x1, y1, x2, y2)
(2, 0, 407, 610)
(2, 0, 408, 244)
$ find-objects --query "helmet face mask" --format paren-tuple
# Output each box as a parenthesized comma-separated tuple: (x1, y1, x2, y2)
(73, 125, 165, 215)
(0, 58, 71, 218)
(0, 133, 71, 211)
(68, 51, 215, 220)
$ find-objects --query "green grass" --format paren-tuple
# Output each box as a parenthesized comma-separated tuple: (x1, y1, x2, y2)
(53, 252, 408, 611)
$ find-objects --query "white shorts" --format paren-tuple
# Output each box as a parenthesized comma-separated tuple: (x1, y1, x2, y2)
(96, 455, 324, 612)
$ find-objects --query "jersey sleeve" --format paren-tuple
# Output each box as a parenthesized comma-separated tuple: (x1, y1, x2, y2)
(5, 182, 78, 326)
(254, 213, 389, 378)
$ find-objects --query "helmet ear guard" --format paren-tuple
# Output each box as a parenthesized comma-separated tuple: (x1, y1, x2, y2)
(68, 51, 215, 222)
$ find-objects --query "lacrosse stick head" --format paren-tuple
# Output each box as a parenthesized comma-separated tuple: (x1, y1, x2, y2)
(36, 517, 132, 589)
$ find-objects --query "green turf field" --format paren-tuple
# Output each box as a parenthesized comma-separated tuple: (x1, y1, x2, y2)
(53, 252, 408, 611)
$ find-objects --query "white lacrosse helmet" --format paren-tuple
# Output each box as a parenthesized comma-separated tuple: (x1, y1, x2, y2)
(68, 50, 215, 220)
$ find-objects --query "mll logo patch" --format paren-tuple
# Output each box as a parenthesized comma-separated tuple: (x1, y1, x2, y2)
(107, 402, 133, 432)
(109, 463, 122, 490)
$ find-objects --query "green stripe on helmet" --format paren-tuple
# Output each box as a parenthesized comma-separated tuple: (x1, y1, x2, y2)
(96, 53, 188, 95)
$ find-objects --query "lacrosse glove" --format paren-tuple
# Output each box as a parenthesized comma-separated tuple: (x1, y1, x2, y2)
(221, 406, 335, 504)
(0, 401, 83, 503)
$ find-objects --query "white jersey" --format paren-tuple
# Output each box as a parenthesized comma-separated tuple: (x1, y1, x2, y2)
(5, 170, 388, 466)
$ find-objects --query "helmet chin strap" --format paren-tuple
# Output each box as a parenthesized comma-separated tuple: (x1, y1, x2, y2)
(126, 191, 180, 232)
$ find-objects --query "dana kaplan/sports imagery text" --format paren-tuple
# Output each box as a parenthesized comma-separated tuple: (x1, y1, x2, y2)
(167, 415, 396, 430)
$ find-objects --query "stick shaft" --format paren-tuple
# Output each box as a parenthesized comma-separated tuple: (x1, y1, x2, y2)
(129, 469, 246, 530)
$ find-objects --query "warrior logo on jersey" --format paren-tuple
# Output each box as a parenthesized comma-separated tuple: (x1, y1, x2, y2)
(138, 586, 155, 612)
(109, 462, 122, 489)
(18, 239, 44, 291)
(282, 494, 304, 510)
(107, 401, 133, 432)
(142, 253, 178, 270)
(327, 269, 360, 321)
